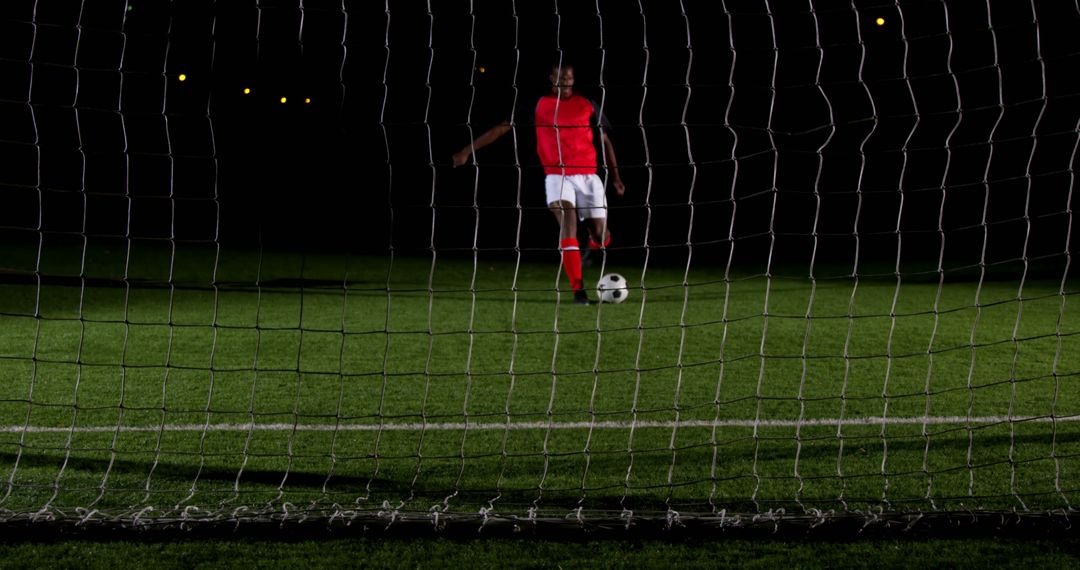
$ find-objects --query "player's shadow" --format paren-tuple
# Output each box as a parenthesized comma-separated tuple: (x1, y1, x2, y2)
(0, 448, 671, 510)
(0, 450, 398, 492)
(354, 289, 586, 305)
(3, 425, 1073, 511)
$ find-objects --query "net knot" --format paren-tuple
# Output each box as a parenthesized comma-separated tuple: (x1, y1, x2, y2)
(280, 501, 298, 524)
(31, 507, 56, 524)
(665, 508, 682, 529)
(903, 512, 924, 532)
(861, 506, 884, 532)
(807, 508, 831, 528)
(230, 506, 252, 529)
(378, 500, 402, 527)
(131, 506, 155, 527)
(751, 508, 784, 533)
(75, 507, 100, 526)
(477, 506, 494, 533)
(571, 506, 585, 526)
(178, 505, 202, 531)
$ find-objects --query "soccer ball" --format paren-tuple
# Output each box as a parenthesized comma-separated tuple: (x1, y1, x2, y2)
(596, 273, 629, 304)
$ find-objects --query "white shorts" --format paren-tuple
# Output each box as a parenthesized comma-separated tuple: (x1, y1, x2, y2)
(545, 174, 608, 221)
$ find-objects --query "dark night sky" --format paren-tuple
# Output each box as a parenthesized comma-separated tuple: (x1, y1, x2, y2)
(1, 0, 1078, 274)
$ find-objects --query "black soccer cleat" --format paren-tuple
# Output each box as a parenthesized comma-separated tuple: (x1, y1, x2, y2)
(580, 248, 597, 268)
(573, 289, 593, 305)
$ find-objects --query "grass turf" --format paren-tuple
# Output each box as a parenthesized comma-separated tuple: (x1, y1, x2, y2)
(0, 244, 1077, 522)
(1, 536, 1079, 569)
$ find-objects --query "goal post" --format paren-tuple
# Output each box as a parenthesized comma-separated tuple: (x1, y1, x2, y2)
(0, 0, 1077, 535)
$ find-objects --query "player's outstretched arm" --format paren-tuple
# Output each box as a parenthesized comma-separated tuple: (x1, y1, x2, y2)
(602, 132, 626, 197)
(453, 121, 513, 167)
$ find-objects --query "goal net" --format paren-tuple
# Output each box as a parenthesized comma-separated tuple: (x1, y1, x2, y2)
(0, 0, 1077, 534)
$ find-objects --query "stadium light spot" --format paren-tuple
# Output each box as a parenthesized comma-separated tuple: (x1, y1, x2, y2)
(280, 96, 287, 104)
(243, 87, 251, 95)
(178, 73, 187, 82)
(876, 17, 885, 26)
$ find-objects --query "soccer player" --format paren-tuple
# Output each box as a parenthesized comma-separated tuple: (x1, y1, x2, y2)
(452, 62, 626, 304)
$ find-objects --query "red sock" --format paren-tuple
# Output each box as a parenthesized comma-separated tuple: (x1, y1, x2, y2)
(588, 233, 612, 250)
(560, 237, 583, 291)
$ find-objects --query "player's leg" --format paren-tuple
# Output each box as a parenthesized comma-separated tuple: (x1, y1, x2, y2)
(546, 175, 588, 304)
(578, 174, 611, 268)
(582, 217, 610, 267)
(548, 200, 578, 241)
(585, 219, 611, 251)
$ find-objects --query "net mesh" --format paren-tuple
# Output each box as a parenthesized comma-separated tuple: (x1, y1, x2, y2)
(0, 0, 1077, 533)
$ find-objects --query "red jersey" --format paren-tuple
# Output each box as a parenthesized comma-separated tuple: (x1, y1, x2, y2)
(527, 94, 610, 176)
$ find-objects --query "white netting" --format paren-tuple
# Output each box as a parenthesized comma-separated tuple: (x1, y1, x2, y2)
(0, 0, 1077, 533)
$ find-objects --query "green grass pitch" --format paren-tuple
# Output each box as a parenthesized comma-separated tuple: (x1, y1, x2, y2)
(0, 243, 1077, 522)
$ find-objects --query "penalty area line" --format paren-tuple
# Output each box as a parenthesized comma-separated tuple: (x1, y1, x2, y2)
(1, 415, 1079, 434)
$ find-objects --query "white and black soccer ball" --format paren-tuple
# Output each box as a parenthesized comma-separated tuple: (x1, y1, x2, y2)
(596, 273, 629, 304)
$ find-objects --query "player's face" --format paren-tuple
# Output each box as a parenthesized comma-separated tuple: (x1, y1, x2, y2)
(550, 66, 574, 99)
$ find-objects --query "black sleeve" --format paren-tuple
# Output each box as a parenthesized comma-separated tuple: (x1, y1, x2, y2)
(590, 99, 612, 133)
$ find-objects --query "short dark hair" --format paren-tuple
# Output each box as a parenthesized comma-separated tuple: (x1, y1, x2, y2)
(549, 60, 575, 74)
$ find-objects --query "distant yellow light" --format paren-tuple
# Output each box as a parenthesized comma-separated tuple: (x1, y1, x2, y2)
(178, 73, 187, 82)
(243, 87, 251, 95)
(876, 17, 885, 26)
(280, 96, 287, 104)
(478, 66, 486, 74)
(304, 97, 311, 104)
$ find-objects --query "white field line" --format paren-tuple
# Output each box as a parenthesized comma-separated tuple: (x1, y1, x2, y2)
(1, 415, 1078, 434)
